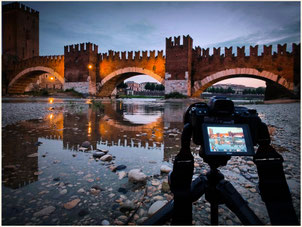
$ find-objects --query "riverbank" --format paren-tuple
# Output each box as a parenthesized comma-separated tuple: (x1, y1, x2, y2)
(1, 98, 300, 225)
(263, 98, 300, 104)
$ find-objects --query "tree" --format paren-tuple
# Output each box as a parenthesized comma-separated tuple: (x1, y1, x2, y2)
(149, 83, 155, 91)
(155, 84, 165, 91)
(256, 87, 265, 94)
(145, 82, 151, 90)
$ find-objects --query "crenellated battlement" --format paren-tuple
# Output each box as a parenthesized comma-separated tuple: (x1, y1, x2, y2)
(192, 43, 299, 59)
(64, 42, 98, 54)
(166, 35, 193, 48)
(100, 50, 164, 61)
(3, 2, 39, 16)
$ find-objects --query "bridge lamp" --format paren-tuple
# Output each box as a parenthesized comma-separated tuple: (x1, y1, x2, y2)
(88, 64, 93, 69)
(49, 76, 55, 81)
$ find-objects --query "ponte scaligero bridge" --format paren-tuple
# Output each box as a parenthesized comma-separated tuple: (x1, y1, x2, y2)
(6, 35, 300, 99)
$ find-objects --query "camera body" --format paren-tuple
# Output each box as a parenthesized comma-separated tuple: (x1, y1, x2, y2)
(184, 96, 270, 158)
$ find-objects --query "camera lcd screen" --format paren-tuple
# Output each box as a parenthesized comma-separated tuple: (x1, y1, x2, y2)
(202, 124, 255, 156)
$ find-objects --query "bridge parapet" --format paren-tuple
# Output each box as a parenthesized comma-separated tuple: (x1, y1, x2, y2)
(12, 55, 64, 71)
(64, 42, 98, 54)
(192, 43, 298, 60)
(100, 50, 164, 61)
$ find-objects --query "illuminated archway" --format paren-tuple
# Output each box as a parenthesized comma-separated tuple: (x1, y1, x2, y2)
(192, 68, 294, 97)
(8, 66, 64, 93)
(97, 67, 164, 97)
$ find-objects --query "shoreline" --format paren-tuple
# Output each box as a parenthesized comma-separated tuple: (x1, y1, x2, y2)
(2, 95, 300, 105)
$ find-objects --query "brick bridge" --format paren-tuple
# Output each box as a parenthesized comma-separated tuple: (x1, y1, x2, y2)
(6, 35, 300, 99)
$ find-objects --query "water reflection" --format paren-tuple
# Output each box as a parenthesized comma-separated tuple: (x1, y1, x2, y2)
(2, 101, 186, 191)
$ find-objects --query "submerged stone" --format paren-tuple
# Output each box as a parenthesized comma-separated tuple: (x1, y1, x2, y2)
(81, 141, 91, 148)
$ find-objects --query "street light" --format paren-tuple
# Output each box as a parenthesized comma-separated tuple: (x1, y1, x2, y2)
(88, 64, 93, 69)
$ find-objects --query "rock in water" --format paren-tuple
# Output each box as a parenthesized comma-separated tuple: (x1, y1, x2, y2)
(33, 206, 55, 217)
(101, 220, 110, 225)
(97, 149, 109, 154)
(64, 199, 80, 209)
(118, 171, 127, 180)
(116, 165, 127, 171)
(60, 189, 68, 195)
(81, 141, 91, 148)
(148, 201, 167, 216)
(118, 187, 127, 194)
(27, 153, 38, 158)
(34, 141, 43, 146)
(128, 169, 147, 183)
(160, 165, 172, 174)
(120, 200, 136, 213)
(161, 182, 170, 193)
(100, 154, 113, 162)
(93, 152, 106, 158)
(78, 208, 90, 217)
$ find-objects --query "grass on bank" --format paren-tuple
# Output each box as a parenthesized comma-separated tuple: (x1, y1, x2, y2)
(24, 89, 49, 96)
(118, 95, 164, 99)
(63, 88, 84, 98)
(165, 92, 187, 99)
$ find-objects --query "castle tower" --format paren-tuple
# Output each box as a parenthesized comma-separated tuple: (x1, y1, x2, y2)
(2, 2, 39, 60)
(64, 43, 98, 94)
(165, 35, 193, 96)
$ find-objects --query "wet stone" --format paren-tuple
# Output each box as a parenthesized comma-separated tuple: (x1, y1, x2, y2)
(93, 152, 106, 159)
(116, 165, 127, 171)
(33, 206, 55, 217)
(81, 141, 91, 148)
(101, 220, 110, 225)
(78, 208, 90, 217)
(118, 187, 128, 194)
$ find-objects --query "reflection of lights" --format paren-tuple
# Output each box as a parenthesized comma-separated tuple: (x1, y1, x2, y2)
(49, 98, 54, 104)
(49, 114, 53, 120)
(86, 99, 92, 104)
(123, 114, 161, 124)
(88, 122, 92, 136)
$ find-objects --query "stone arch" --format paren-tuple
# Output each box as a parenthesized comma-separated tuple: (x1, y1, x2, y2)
(8, 66, 64, 93)
(101, 67, 164, 86)
(192, 68, 294, 97)
(97, 67, 164, 97)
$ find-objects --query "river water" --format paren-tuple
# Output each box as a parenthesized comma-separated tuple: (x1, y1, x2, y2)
(2, 97, 300, 225)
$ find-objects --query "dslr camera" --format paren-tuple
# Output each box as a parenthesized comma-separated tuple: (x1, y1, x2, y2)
(184, 96, 270, 159)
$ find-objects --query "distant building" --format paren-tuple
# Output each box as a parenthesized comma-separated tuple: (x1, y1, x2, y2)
(125, 81, 140, 91)
(212, 84, 258, 94)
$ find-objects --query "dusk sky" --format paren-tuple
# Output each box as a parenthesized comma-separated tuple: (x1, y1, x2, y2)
(3, 1, 300, 87)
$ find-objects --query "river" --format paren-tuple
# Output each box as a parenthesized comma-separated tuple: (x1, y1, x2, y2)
(2, 97, 300, 225)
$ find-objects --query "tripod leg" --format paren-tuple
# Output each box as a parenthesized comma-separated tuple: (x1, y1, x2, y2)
(216, 179, 263, 225)
(211, 202, 219, 225)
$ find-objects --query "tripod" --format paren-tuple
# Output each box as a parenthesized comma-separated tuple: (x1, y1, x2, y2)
(142, 165, 263, 225)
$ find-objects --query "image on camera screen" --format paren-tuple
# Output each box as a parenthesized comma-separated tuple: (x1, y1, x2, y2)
(207, 126, 248, 153)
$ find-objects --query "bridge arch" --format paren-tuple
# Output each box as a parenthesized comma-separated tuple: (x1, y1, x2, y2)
(192, 68, 294, 97)
(97, 67, 164, 97)
(8, 66, 64, 93)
